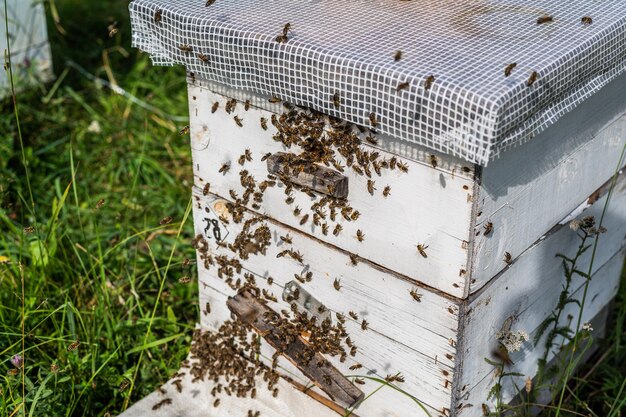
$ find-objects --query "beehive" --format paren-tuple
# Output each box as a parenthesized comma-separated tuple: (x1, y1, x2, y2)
(125, 1, 626, 416)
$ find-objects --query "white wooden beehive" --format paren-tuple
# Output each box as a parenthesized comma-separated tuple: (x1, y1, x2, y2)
(0, 0, 53, 97)
(125, 2, 626, 416)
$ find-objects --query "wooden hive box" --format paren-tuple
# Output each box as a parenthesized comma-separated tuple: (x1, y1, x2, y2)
(125, 2, 626, 416)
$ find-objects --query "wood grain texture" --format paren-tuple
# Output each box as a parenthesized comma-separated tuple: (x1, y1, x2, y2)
(187, 83, 474, 298)
(470, 72, 626, 294)
(455, 185, 626, 415)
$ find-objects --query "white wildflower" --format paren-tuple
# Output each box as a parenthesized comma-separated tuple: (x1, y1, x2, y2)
(569, 219, 581, 231)
(582, 322, 593, 332)
(496, 329, 529, 352)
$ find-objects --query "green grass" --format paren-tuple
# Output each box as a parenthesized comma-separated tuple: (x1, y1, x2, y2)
(0, 1, 624, 416)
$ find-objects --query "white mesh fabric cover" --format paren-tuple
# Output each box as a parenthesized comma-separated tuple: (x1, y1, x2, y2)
(129, 0, 626, 166)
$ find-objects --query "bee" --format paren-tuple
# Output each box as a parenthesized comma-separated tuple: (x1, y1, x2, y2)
(349, 363, 362, 370)
(317, 305, 327, 313)
(213, 399, 221, 408)
(360, 320, 368, 330)
(23, 226, 35, 234)
(234, 116, 243, 127)
(429, 154, 438, 168)
(67, 340, 80, 351)
(389, 156, 397, 170)
(504, 251, 513, 265)
(160, 216, 173, 225)
(197, 53, 209, 63)
(206, 0, 216, 5)
(179, 125, 190, 135)
(202, 182, 211, 195)
(238, 149, 252, 165)
(322, 375, 332, 386)
(189, 72, 196, 83)
(417, 243, 428, 258)
(396, 81, 410, 91)
(397, 161, 409, 172)
(179, 276, 192, 284)
(504, 63, 517, 77)
(299, 214, 309, 225)
(7, 368, 18, 376)
(322, 223, 329, 235)
(244, 100, 251, 111)
(152, 398, 173, 411)
(332, 92, 340, 108)
(483, 222, 493, 236)
(354, 377, 365, 385)
(211, 102, 219, 113)
(537, 15, 553, 24)
(293, 206, 302, 216)
(356, 229, 365, 242)
(365, 136, 378, 146)
(336, 312, 346, 323)
(219, 163, 231, 174)
(348, 311, 358, 320)
(481, 404, 491, 416)
(205, 302, 211, 314)
(424, 75, 435, 91)
(290, 250, 304, 263)
(349, 253, 358, 266)
(282, 23, 291, 37)
(280, 234, 293, 244)
(352, 165, 364, 175)
(119, 379, 130, 392)
(409, 289, 422, 302)
(394, 50, 402, 61)
(581, 16, 593, 25)
(267, 276, 274, 285)
(268, 96, 281, 103)
(108, 22, 118, 38)
(527, 71, 539, 87)
(382, 186, 391, 197)
(225, 98, 236, 113)
(154, 8, 163, 22)
(333, 278, 342, 291)
(367, 179, 376, 195)
(178, 44, 193, 53)
(368, 112, 378, 128)
(350, 210, 360, 221)
(491, 344, 513, 366)
(333, 224, 343, 236)
(260, 117, 268, 130)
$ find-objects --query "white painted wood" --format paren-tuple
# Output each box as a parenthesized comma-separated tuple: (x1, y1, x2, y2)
(0, 0, 53, 97)
(455, 249, 624, 417)
(470, 72, 626, 294)
(455, 186, 626, 415)
(192, 188, 458, 414)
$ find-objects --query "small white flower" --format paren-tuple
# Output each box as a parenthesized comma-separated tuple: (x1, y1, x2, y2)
(582, 322, 593, 332)
(496, 329, 529, 352)
(569, 219, 581, 231)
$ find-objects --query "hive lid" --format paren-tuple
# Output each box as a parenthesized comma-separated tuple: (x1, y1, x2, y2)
(129, 0, 626, 166)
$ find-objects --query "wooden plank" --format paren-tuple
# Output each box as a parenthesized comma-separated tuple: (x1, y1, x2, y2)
(227, 290, 364, 408)
(470, 72, 626, 294)
(455, 250, 624, 417)
(187, 82, 474, 298)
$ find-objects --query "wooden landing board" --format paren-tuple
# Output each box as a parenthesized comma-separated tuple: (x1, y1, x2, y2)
(226, 290, 364, 408)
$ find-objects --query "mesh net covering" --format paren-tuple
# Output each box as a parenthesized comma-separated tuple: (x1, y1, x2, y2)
(129, 0, 626, 166)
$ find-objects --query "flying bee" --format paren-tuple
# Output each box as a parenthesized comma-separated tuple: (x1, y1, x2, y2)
(429, 154, 438, 168)
(361, 319, 368, 330)
(178, 44, 193, 53)
(197, 53, 209, 63)
(504, 63, 517, 77)
(349, 253, 358, 266)
(417, 243, 428, 258)
(179, 125, 190, 135)
(244, 100, 251, 111)
(396, 81, 410, 91)
(322, 223, 329, 235)
(491, 344, 513, 366)
(206, 0, 216, 5)
(234, 115, 243, 127)
(260, 117, 268, 130)
(581, 16, 593, 25)
(154, 9, 163, 22)
(23, 226, 35, 234)
(397, 161, 409, 172)
(202, 182, 211, 195)
(349, 363, 362, 370)
(504, 251, 513, 265)
(211, 102, 219, 113)
(179, 276, 192, 284)
(160, 216, 173, 225)
(333, 224, 343, 236)
(280, 234, 293, 244)
(333, 278, 342, 291)
(356, 229, 365, 242)
(424, 75, 435, 91)
(382, 186, 391, 197)
(332, 92, 340, 108)
(67, 340, 80, 351)
(367, 179, 376, 195)
(348, 311, 358, 320)
(527, 71, 539, 87)
(409, 289, 423, 302)
(483, 222, 493, 236)
(368, 112, 378, 128)
(218, 163, 230, 174)
(537, 15, 553, 24)
(119, 379, 130, 392)
(299, 214, 309, 225)
(268, 96, 281, 103)
(394, 50, 402, 61)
